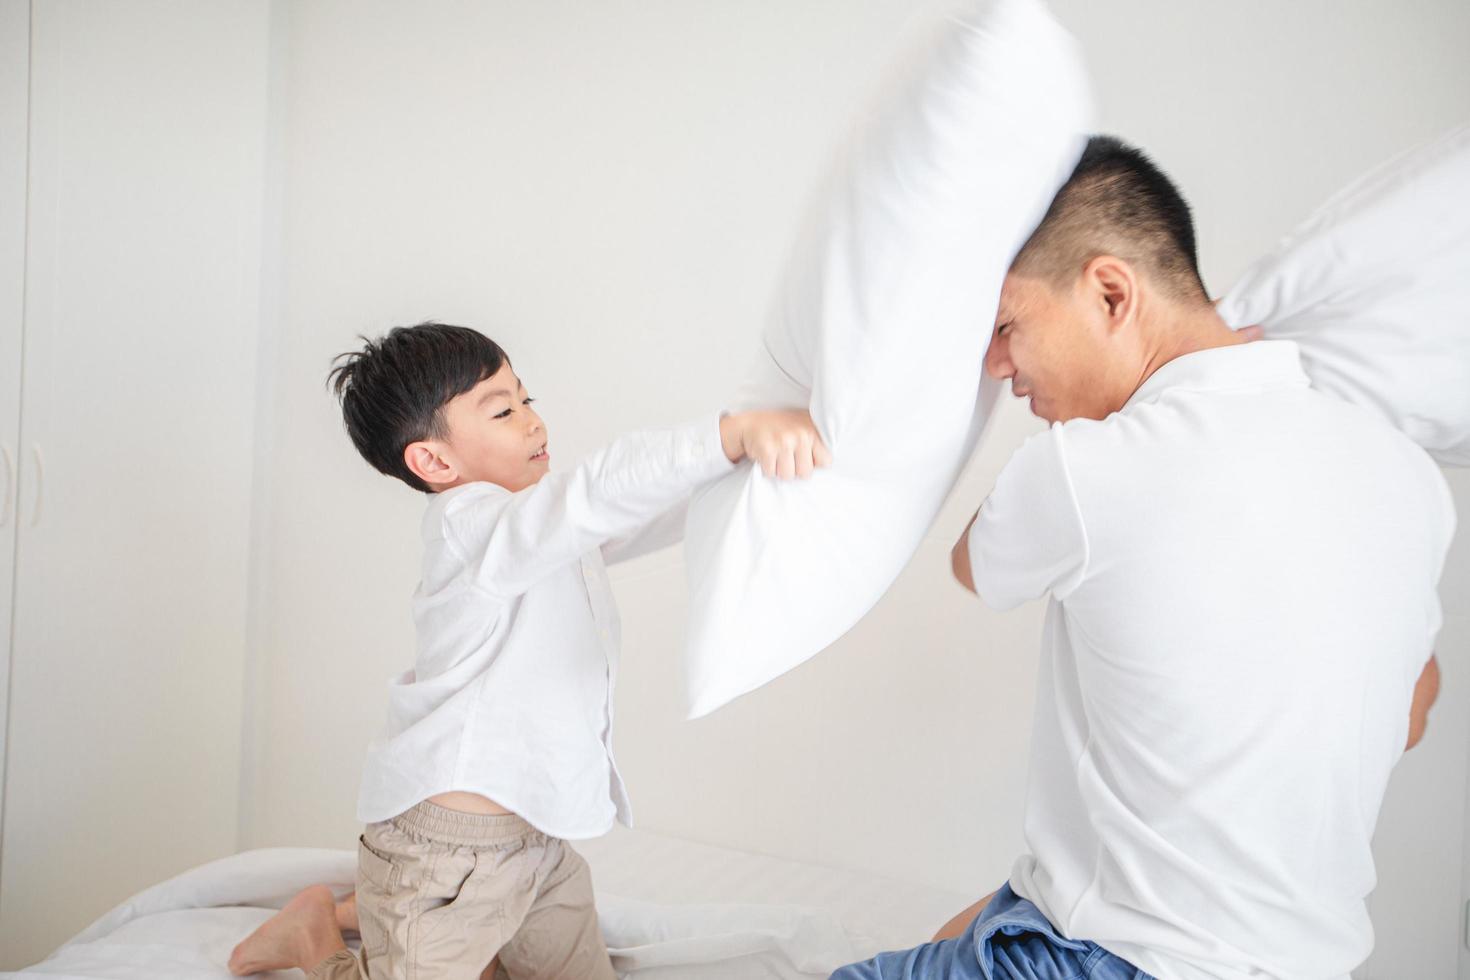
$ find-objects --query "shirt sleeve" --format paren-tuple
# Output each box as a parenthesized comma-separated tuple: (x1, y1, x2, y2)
(600, 497, 692, 566)
(440, 416, 734, 598)
(967, 422, 1089, 610)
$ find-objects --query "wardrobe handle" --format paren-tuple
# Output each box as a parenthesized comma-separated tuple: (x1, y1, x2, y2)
(0, 445, 11, 527)
(29, 445, 41, 527)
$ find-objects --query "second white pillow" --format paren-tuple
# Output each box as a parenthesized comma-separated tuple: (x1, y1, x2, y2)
(1218, 124, 1470, 466)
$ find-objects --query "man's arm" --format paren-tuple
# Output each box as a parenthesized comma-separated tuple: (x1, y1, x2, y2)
(1406, 655, 1440, 751)
(931, 889, 997, 942)
(951, 511, 979, 593)
(949, 426, 1088, 610)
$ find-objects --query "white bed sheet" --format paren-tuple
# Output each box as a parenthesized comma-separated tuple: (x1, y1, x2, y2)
(3, 827, 971, 980)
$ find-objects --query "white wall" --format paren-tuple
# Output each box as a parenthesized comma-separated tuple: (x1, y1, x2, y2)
(236, 1, 1470, 974)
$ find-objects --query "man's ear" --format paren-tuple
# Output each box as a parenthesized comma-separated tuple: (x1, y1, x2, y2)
(404, 440, 459, 488)
(1084, 255, 1137, 331)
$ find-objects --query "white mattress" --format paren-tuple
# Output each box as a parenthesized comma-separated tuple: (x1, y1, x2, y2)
(4, 826, 971, 979)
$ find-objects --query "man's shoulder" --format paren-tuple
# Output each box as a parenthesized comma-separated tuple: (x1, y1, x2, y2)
(1036, 398, 1247, 511)
(990, 417, 1147, 505)
(1074, 374, 1329, 459)
(1044, 411, 1159, 477)
(997, 423, 1070, 485)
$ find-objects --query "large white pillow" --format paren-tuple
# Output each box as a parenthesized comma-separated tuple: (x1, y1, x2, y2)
(1218, 124, 1470, 466)
(682, 0, 1090, 718)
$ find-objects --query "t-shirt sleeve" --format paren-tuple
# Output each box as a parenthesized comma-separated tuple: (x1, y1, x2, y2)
(439, 416, 733, 598)
(967, 422, 1089, 610)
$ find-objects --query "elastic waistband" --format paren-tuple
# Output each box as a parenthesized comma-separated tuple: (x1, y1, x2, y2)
(391, 799, 541, 847)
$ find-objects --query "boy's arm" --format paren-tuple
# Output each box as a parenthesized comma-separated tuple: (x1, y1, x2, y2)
(602, 411, 834, 567)
(445, 410, 827, 598)
(601, 498, 693, 566)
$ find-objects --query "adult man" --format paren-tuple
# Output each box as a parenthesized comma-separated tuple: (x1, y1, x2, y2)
(831, 136, 1452, 980)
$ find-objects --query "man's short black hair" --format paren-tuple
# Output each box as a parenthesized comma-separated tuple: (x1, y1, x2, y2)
(327, 322, 509, 493)
(1012, 135, 1209, 304)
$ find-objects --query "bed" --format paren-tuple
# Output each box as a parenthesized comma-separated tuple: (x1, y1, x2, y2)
(3, 826, 973, 979)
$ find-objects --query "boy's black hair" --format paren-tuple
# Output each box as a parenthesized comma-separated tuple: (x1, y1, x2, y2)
(327, 322, 509, 493)
(1013, 135, 1209, 304)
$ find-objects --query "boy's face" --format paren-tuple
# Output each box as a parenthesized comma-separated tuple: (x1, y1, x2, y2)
(405, 362, 550, 493)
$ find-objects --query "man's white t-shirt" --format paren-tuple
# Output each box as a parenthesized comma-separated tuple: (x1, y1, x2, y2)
(968, 341, 1454, 980)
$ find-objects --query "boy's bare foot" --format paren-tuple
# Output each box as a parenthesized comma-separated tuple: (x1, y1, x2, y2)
(228, 884, 348, 976)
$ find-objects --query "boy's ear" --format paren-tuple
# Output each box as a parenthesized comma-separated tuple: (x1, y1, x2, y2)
(404, 440, 458, 488)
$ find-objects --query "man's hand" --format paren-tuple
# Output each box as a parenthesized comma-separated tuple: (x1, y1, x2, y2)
(719, 409, 832, 478)
(1211, 297, 1264, 343)
(1236, 325, 1265, 342)
(1406, 655, 1440, 751)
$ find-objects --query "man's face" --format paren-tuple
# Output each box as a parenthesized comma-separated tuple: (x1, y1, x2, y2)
(984, 271, 1131, 423)
(436, 362, 550, 491)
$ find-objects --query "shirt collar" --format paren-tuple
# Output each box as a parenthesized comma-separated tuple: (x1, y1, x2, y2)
(1122, 339, 1309, 411)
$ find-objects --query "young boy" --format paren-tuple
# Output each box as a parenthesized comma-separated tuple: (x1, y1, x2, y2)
(228, 322, 829, 980)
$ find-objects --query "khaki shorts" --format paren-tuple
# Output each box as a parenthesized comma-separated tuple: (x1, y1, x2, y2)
(310, 801, 617, 980)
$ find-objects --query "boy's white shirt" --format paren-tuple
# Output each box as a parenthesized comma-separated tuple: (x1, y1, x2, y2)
(356, 416, 734, 839)
(968, 340, 1455, 980)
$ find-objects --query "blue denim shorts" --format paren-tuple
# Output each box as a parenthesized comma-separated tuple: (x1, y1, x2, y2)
(829, 882, 1153, 980)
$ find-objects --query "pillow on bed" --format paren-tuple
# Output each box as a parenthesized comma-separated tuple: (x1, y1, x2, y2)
(682, 0, 1090, 717)
(1217, 124, 1470, 466)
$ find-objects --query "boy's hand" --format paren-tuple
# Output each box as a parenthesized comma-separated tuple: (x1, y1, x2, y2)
(719, 409, 833, 479)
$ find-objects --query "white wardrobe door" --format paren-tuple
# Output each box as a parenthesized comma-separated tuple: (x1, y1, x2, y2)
(0, 1, 270, 967)
(0, 0, 28, 884)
